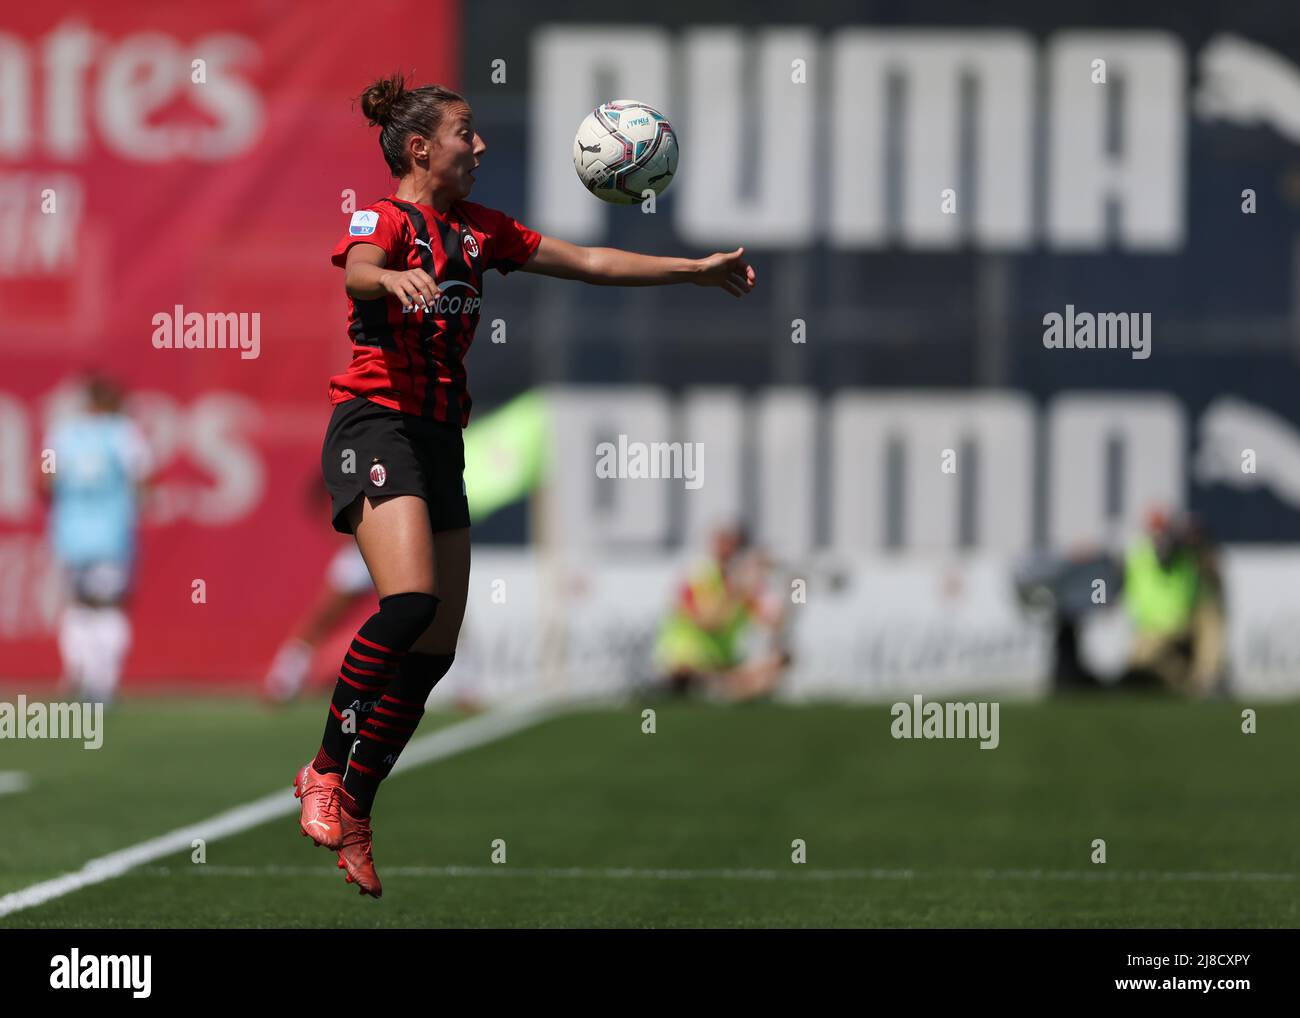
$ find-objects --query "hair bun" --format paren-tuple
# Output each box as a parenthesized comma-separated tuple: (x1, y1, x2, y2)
(360, 74, 406, 127)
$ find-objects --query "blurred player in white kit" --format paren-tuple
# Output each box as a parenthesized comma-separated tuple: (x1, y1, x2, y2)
(38, 375, 152, 704)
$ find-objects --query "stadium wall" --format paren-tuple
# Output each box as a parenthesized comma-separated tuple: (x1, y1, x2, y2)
(5, 383, 1300, 690)
(438, 548, 1300, 705)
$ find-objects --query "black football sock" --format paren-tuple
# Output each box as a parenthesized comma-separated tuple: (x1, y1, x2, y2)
(314, 592, 439, 776)
(343, 652, 455, 817)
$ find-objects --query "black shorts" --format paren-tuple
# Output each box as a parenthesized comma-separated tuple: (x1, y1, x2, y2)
(320, 397, 470, 535)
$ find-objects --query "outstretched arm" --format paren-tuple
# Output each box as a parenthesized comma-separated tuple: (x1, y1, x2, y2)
(521, 235, 757, 298)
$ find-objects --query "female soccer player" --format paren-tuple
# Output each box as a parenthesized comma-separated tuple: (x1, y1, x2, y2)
(295, 74, 756, 897)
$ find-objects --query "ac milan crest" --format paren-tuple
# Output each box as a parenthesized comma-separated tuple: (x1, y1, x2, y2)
(369, 462, 387, 487)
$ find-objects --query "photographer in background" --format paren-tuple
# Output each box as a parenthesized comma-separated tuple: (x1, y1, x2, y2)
(653, 524, 790, 702)
(1123, 509, 1226, 696)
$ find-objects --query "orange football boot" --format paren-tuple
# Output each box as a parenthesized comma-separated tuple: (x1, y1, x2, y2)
(293, 763, 343, 850)
(336, 806, 382, 898)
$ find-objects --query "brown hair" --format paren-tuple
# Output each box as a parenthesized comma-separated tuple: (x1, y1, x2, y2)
(358, 73, 467, 176)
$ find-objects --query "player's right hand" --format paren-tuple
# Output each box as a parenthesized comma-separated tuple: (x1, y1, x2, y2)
(379, 268, 441, 313)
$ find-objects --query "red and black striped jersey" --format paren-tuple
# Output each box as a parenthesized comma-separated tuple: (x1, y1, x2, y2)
(329, 195, 541, 426)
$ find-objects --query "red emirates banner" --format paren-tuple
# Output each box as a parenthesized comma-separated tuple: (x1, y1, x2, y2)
(0, 2, 460, 684)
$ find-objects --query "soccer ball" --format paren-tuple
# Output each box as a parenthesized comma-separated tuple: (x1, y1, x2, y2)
(572, 100, 678, 205)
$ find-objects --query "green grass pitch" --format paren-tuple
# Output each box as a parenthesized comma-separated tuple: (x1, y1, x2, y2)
(2, 695, 1297, 928)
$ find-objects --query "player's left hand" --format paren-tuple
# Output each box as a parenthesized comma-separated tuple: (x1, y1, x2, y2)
(693, 247, 757, 298)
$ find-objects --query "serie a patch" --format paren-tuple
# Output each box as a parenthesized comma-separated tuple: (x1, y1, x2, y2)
(349, 210, 379, 236)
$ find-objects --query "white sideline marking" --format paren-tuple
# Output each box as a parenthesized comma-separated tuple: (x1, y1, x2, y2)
(0, 772, 30, 797)
(0, 700, 562, 920)
(136, 865, 1298, 884)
